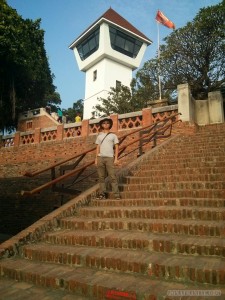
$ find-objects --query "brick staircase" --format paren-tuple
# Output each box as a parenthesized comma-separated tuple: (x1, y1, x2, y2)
(0, 124, 225, 299)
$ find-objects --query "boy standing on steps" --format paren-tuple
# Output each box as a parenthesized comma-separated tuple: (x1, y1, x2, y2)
(95, 118, 121, 200)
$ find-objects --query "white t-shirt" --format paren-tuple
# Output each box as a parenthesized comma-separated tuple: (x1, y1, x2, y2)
(95, 132, 119, 157)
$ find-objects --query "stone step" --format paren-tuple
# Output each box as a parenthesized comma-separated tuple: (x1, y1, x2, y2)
(137, 161, 224, 170)
(162, 137, 225, 143)
(20, 243, 225, 285)
(197, 126, 225, 134)
(123, 174, 224, 184)
(160, 142, 225, 148)
(91, 198, 225, 208)
(59, 216, 225, 237)
(121, 181, 225, 192)
(154, 150, 225, 157)
(79, 206, 225, 221)
(145, 156, 225, 164)
(168, 137, 225, 143)
(135, 167, 225, 176)
(2, 258, 223, 300)
(120, 189, 225, 199)
(42, 229, 225, 258)
(155, 144, 225, 151)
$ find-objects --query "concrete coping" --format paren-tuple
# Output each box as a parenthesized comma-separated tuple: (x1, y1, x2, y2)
(41, 126, 58, 133)
(64, 122, 82, 128)
(152, 104, 178, 113)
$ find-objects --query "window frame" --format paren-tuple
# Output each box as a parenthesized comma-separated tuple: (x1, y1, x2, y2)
(77, 27, 100, 61)
(109, 26, 143, 58)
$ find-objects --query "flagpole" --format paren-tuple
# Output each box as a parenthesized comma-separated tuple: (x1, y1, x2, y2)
(157, 21, 162, 100)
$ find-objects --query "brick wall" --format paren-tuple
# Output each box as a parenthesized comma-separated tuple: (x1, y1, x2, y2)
(17, 108, 58, 132)
(18, 115, 58, 132)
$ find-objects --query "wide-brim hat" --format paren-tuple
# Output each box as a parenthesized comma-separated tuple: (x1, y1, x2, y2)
(99, 118, 113, 129)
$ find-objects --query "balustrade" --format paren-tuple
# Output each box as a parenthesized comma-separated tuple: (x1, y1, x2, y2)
(0, 106, 178, 148)
(41, 129, 57, 142)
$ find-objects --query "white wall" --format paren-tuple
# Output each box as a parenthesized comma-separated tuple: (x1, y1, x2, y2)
(83, 58, 132, 119)
(178, 83, 224, 125)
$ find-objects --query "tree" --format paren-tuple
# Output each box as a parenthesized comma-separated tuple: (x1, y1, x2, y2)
(94, 85, 139, 116)
(44, 92, 61, 112)
(158, 1, 225, 99)
(0, 0, 60, 130)
(73, 99, 84, 116)
(134, 2, 225, 102)
(61, 99, 84, 123)
(132, 59, 174, 104)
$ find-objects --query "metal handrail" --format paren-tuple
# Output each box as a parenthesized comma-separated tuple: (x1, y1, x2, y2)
(21, 113, 181, 196)
(23, 147, 96, 177)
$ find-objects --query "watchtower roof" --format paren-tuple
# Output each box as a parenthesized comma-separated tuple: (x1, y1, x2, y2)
(69, 7, 152, 49)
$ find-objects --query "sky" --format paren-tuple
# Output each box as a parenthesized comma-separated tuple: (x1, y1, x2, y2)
(7, 0, 221, 110)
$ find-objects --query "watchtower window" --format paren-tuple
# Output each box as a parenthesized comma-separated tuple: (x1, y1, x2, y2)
(116, 80, 121, 89)
(93, 70, 97, 81)
(109, 26, 143, 58)
(77, 27, 100, 61)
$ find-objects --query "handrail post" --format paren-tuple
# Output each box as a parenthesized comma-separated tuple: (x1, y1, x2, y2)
(81, 119, 89, 137)
(57, 124, 64, 141)
(152, 123, 158, 148)
(138, 130, 144, 157)
(142, 107, 153, 127)
(14, 131, 21, 147)
(138, 108, 153, 156)
(110, 114, 118, 132)
(34, 128, 41, 144)
(51, 167, 56, 191)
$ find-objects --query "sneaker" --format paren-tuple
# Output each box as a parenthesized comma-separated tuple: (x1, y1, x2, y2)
(96, 193, 106, 200)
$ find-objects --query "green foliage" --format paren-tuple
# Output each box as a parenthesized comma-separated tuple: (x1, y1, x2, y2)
(62, 99, 84, 123)
(0, 0, 60, 130)
(44, 92, 61, 112)
(73, 99, 84, 115)
(134, 2, 225, 102)
(158, 1, 225, 99)
(94, 85, 140, 116)
(132, 59, 172, 103)
(132, 60, 158, 102)
(94, 72, 173, 117)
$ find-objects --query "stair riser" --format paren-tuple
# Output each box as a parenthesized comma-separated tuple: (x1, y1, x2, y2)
(120, 190, 225, 199)
(41, 235, 225, 258)
(80, 209, 225, 221)
(143, 159, 225, 167)
(136, 168, 225, 176)
(91, 199, 225, 208)
(122, 182, 225, 191)
(150, 153, 225, 159)
(148, 264, 224, 285)
(60, 220, 225, 237)
(138, 164, 225, 172)
(124, 174, 224, 184)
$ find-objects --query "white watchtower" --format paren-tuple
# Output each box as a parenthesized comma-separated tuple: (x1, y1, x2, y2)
(69, 8, 152, 119)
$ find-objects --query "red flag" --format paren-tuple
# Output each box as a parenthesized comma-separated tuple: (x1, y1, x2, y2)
(155, 10, 175, 29)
